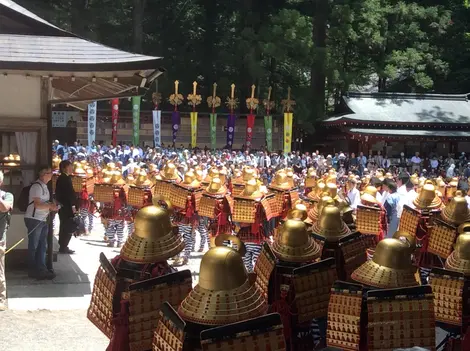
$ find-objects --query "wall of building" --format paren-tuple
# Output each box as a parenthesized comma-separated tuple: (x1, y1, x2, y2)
(0, 75, 42, 119)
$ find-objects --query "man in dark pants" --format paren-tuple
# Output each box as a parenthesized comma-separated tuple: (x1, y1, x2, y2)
(55, 160, 77, 254)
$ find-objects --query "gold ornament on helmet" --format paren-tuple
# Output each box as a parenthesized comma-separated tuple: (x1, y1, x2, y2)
(109, 170, 126, 185)
(413, 181, 442, 210)
(311, 204, 351, 241)
(218, 168, 227, 184)
(206, 177, 227, 195)
(239, 179, 263, 199)
(120, 201, 184, 263)
(134, 170, 152, 187)
(178, 234, 267, 325)
(351, 238, 419, 288)
(444, 229, 470, 275)
(52, 155, 61, 171)
(441, 191, 470, 226)
(73, 162, 86, 175)
(273, 206, 321, 263)
(360, 185, 378, 205)
(305, 168, 318, 188)
(306, 195, 335, 225)
(180, 170, 201, 188)
(269, 171, 291, 191)
(156, 162, 179, 181)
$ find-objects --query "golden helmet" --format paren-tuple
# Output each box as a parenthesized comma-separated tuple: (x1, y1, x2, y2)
(120, 203, 185, 263)
(194, 169, 204, 182)
(306, 195, 334, 224)
(325, 173, 337, 185)
(441, 191, 470, 225)
(204, 167, 219, 183)
(351, 238, 419, 288)
(73, 162, 86, 175)
(445, 231, 470, 275)
(110, 170, 125, 185)
(326, 183, 338, 198)
(178, 235, 267, 325)
(269, 171, 291, 191)
(305, 168, 318, 188)
(273, 214, 321, 263)
(134, 170, 152, 187)
(410, 174, 419, 186)
(181, 170, 201, 188)
(286, 170, 295, 187)
(52, 155, 61, 171)
(242, 167, 255, 182)
(413, 181, 442, 210)
(218, 168, 227, 184)
(360, 185, 378, 205)
(240, 179, 263, 199)
(159, 163, 179, 181)
(311, 204, 351, 241)
(206, 177, 226, 195)
(107, 162, 116, 171)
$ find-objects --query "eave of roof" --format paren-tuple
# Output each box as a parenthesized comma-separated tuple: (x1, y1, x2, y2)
(348, 128, 470, 139)
(324, 91, 470, 126)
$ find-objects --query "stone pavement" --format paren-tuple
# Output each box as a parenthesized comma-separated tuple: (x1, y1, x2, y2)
(1, 224, 204, 350)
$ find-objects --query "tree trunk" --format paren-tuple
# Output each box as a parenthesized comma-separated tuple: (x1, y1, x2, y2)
(311, 0, 329, 121)
(132, 0, 146, 53)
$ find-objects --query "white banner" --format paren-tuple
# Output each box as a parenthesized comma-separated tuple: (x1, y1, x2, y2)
(152, 110, 161, 147)
(87, 101, 97, 147)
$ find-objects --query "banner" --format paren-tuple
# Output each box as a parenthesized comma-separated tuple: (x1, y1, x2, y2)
(264, 115, 273, 152)
(226, 114, 236, 148)
(246, 114, 255, 148)
(190, 112, 198, 148)
(283, 112, 293, 153)
(152, 110, 161, 147)
(87, 101, 97, 147)
(210, 113, 217, 150)
(171, 111, 181, 144)
(131, 96, 141, 146)
(111, 99, 119, 146)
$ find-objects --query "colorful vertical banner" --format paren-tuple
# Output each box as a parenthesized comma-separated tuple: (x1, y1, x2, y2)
(283, 112, 293, 153)
(264, 115, 273, 152)
(226, 115, 236, 148)
(152, 110, 161, 147)
(87, 101, 97, 147)
(171, 111, 180, 144)
(190, 112, 198, 148)
(111, 99, 119, 146)
(246, 114, 255, 147)
(209, 113, 217, 150)
(131, 96, 141, 146)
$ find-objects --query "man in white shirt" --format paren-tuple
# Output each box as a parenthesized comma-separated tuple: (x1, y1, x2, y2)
(347, 179, 361, 210)
(411, 152, 422, 174)
(24, 166, 57, 280)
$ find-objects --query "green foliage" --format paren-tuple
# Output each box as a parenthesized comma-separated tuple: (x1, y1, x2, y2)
(14, 0, 470, 122)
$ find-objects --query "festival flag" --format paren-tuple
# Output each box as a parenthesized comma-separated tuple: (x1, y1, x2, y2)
(87, 101, 97, 147)
(152, 91, 162, 147)
(131, 96, 141, 146)
(263, 87, 274, 152)
(187, 81, 202, 148)
(169, 80, 183, 145)
(207, 83, 221, 150)
(225, 83, 239, 149)
(111, 99, 119, 146)
(281, 87, 296, 154)
(245, 84, 258, 148)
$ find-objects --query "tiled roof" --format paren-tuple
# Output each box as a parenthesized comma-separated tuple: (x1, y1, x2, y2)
(325, 92, 470, 125)
(349, 128, 470, 138)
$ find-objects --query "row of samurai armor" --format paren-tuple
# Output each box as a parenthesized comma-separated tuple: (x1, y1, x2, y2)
(87, 200, 287, 351)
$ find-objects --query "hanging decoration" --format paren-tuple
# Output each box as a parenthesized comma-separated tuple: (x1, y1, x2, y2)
(225, 83, 238, 149)
(281, 87, 295, 154)
(169, 80, 184, 145)
(207, 83, 221, 150)
(111, 99, 118, 146)
(152, 91, 162, 147)
(263, 86, 275, 152)
(131, 96, 141, 146)
(88, 101, 97, 148)
(187, 81, 202, 148)
(245, 84, 259, 148)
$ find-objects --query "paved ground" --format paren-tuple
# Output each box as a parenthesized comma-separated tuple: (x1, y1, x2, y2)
(1, 221, 204, 351)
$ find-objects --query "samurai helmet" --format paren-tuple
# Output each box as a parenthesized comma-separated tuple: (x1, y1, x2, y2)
(445, 230, 470, 275)
(413, 181, 442, 210)
(311, 204, 351, 242)
(441, 191, 470, 226)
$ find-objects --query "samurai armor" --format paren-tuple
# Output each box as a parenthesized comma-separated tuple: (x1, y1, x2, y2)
(428, 218, 457, 259)
(254, 243, 277, 300)
(198, 194, 219, 219)
(87, 253, 117, 339)
(429, 267, 469, 327)
(169, 183, 194, 209)
(327, 281, 364, 351)
(200, 313, 286, 351)
(339, 232, 378, 281)
(127, 270, 192, 351)
(153, 180, 173, 199)
(399, 205, 421, 237)
(152, 302, 186, 351)
(71, 174, 94, 194)
(292, 258, 338, 323)
(232, 183, 245, 196)
(94, 184, 117, 203)
(128, 187, 152, 208)
(355, 205, 381, 236)
(261, 194, 277, 221)
(232, 197, 258, 224)
(366, 285, 435, 351)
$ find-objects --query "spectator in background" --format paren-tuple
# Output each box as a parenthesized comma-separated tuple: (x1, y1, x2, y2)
(55, 160, 78, 254)
(24, 166, 56, 280)
(347, 178, 361, 210)
(0, 171, 13, 310)
(384, 181, 400, 238)
(411, 152, 422, 174)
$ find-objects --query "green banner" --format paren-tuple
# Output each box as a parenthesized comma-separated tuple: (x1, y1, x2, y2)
(132, 96, 141, 146)
(210, 113, 217, 150)
(264, 115, 273, 151)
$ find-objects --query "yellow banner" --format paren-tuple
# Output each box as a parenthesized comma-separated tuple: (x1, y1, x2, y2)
(283, 112, 293, 153)
(190, 112, 198, 148)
